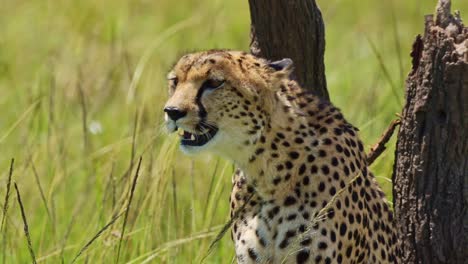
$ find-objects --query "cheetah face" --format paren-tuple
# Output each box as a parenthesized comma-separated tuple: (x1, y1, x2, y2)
(164, 51, 292, 158)
(164, 78, 254, 155)
(164, 73, 225, 154)
(164, 52, 259, 155)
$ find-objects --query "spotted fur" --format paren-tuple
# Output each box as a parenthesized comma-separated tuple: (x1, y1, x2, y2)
(164, 50, 400, 263)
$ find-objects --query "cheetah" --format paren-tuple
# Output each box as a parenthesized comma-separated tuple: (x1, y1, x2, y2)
(164, 50, 399, 263)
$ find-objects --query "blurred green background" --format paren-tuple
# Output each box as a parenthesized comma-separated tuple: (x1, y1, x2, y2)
(1, 0, 466, 263)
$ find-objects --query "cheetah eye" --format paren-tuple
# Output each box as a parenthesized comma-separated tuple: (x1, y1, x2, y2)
(202, 79, 225, 90)
(168, 77, 178, 87)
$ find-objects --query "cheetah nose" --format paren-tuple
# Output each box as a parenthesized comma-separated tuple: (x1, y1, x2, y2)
(164, 106, 187, 121)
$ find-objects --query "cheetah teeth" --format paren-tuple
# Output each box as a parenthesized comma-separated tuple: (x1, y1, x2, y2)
(177, 128, 196, 141)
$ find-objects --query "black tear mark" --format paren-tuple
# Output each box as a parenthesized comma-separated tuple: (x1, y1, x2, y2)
(195, 85, 208, 120)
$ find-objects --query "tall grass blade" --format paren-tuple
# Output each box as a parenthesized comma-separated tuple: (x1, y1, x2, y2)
(365, 35, 402, 107)
(171, 169, 179, 235)
(126, 226, 222, 264)
(0, 100, 41, 144)
(201, 192, 254, 263)
(203, 159, 220, 219)
(77, 70, 90, 157)
(60, 196, 85, 263)
(116, 156, 143, 263)
(29, 158, 54, 227)
(71, 211, 125, 264)
(1, 158, 14, 231)
(14, 182, 37, 264)
(1, 159, 14, 264)
(47, 69, 56, 157)
(390, 0, 404, 87)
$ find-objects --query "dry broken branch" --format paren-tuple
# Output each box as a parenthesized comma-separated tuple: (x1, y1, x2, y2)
(366, 118, 401, 165)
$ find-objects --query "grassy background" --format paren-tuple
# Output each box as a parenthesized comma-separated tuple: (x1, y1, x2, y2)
(1, 0, 466, 263)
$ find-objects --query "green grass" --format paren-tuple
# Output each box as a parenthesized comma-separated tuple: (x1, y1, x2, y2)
(0, 0, 467, 263)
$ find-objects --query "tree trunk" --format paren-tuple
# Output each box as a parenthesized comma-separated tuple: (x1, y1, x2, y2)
(248, 0, 329, 100)
(393, 1, 468, 263)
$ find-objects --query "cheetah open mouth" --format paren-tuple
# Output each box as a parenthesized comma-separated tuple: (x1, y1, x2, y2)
(177, 126, 218, 147)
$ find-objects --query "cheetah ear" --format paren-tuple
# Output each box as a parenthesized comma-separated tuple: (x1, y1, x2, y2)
(268, 58, 293, 72)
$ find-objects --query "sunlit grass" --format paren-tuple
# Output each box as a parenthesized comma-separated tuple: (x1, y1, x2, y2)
(1, 0, 467, 262)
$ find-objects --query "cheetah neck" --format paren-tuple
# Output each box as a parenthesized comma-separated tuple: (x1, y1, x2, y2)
(235, 81, 323, 200)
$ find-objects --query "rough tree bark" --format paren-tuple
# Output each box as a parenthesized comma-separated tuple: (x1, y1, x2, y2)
(393, 1, 468, 263)
(248, 0, 329, 100)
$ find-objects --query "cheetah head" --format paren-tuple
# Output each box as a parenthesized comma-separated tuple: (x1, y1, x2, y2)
(164, 50, 292, 159)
